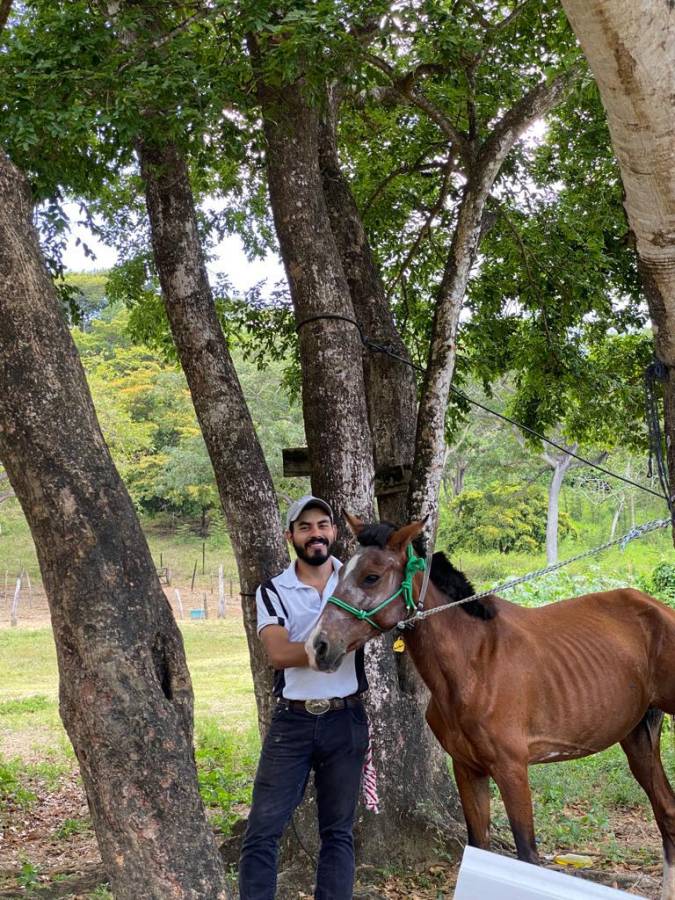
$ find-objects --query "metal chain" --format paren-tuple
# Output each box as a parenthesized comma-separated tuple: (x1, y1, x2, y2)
(396, 517, 671, 629)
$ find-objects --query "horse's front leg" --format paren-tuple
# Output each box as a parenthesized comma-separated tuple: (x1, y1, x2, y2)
(491, 760, 539, 864)
(452, 760, 490, 850)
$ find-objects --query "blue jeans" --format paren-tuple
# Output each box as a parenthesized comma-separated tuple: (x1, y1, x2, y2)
(238, 701, 369, 900)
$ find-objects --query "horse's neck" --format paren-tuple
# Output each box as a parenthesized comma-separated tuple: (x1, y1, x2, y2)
(404, 581, 474, 693)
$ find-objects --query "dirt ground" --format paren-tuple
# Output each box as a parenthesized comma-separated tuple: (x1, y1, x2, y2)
(0, 768, 665, 899)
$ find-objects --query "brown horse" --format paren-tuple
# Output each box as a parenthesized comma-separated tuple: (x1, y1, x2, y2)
(306, 516, 675, 900)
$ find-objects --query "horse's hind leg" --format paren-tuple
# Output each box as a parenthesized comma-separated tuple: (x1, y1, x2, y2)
(620, 709, 675, 900)
(491, 761, 539, 865)
(453, 760, 491, 850)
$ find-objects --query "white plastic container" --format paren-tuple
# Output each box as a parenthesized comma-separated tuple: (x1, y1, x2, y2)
(454, 847, 646, 899)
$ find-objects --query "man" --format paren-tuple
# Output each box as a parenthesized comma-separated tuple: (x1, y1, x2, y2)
(238, 495, 369, 900)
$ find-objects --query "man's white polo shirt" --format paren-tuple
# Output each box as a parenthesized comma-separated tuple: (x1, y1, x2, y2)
(256, 557, 368, 700)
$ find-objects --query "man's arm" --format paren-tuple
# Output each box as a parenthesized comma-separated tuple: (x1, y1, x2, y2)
(260, 625, 309, 669)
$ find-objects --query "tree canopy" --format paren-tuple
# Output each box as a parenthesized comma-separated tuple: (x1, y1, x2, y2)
(0, 0, 648, 447)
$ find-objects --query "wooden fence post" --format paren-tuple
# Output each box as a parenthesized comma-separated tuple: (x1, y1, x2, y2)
(217, 566, 225, 618)
(10, 571, 22, 627)
(24, 569, 32, 609)
(202, 592, 209, 620)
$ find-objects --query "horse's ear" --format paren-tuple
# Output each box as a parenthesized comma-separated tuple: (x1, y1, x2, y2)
(343, 510, 365, 536)
(386, 518, 427, 553)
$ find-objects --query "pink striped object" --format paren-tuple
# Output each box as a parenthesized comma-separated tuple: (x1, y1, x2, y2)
(362, 732, 380, 814)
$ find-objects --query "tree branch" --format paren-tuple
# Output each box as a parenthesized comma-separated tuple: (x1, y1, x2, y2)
(486, 0, 535, 39)
(364, 52, 472, 166)
(481, 64, 582, 163)
(385, 156, 456, 297)
(117, 3, 225, 72)
(363, 146, 447, 213)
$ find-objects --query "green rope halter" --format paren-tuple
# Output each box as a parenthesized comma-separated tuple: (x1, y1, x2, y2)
(327, 545, 427, 631)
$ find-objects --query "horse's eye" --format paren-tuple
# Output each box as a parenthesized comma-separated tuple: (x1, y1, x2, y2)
(363, 574, 380, 586)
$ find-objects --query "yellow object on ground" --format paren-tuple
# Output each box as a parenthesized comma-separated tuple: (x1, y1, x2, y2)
(553, 853, 594, 868)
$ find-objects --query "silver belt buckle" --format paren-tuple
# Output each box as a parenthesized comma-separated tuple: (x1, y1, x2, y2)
(305, 698, 331, 715)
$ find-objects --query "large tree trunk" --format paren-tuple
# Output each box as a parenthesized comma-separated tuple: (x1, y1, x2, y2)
(255, 73, 377, 539)
(137, 138, 288, 733)
(255, 69, 461, 864)
(560, 0, 675, 522)
(316, 84, 462, 858)
(0, 150, 226, 898)
(317, 85, 418, 526)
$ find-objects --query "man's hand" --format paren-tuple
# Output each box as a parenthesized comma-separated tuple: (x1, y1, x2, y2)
(260, 625, 310, 669)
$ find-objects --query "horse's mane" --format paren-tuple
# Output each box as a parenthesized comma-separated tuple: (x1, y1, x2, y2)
(430, 552, 496, 620)
(356, 523, 495, 620)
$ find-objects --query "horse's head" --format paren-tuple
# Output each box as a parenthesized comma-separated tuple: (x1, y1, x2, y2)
(305, 513, 426, 672)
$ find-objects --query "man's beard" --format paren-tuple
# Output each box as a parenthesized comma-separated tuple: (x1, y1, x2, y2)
(293, 537, 332, 567)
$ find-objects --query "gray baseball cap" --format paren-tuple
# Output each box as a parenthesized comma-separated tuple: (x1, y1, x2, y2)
(285, 494, 334, 529)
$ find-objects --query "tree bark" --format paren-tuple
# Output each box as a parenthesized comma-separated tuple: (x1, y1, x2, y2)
(0, 149, 227, 898)
(137, 138, 289, 733)
(254, 71, 377, 542)
(316, 84, 461, 860)
(560, 0, 675, 522)
(317, 84, 418, 526)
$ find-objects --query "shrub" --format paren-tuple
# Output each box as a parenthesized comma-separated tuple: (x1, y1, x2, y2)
(637, 562, 675, 607)
(439, 484, 575, 555)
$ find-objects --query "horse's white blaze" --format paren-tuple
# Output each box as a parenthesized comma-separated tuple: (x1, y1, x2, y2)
(342, 551, 362, 579)
(663, 855, 675, 900)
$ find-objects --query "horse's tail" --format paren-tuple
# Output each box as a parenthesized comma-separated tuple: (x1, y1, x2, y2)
(643, 708, 664, 744)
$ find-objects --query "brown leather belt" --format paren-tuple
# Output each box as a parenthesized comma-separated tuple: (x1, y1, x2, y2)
(277, 694, 365, 715)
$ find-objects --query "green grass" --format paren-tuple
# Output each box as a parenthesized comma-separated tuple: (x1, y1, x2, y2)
(0, 506, 41, 585)
(143, 517, 240, 586)
(182, 621, 258, 724)
(55, 817, 92, 839)
(456, 527, 674, 599)
(196, 718, 260, 833)
(0, 756, 37, 808)
(0, 621, 258, 739)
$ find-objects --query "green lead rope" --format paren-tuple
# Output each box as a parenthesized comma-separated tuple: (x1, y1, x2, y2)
(327, 545, 427, 630)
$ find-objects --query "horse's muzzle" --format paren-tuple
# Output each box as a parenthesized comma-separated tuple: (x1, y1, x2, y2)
(312, 632, 346, 673)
